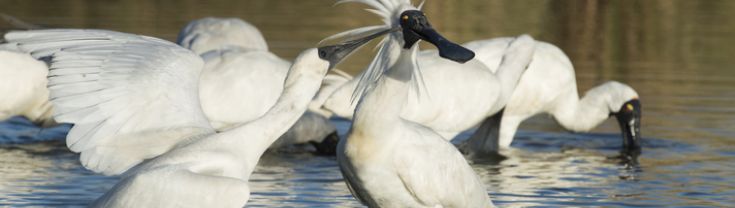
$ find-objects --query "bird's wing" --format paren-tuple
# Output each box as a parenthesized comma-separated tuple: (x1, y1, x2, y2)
(0, 42, 22, 51)
(5, 29, 215, 175)
(308, 70, 354, 117)
(395, 127, 493, 207)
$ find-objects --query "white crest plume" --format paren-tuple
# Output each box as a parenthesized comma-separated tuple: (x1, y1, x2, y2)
(320, 0, 427, 104)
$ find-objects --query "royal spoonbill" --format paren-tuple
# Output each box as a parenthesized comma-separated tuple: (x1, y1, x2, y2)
(323, 0, 534, 207)
(178, 18, 347, 154)
(319, 37, 642, 157)
(459, 38, 641, 157)
(3, 29, 351, 207)
(0, 47, 54, 127)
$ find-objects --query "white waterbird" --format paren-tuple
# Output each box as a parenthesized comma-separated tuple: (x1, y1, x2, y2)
(322, 0, 534, 207)
(461, 38, 642, 156)
(3, 29, 350, 207)
(320, 37, 642, 157)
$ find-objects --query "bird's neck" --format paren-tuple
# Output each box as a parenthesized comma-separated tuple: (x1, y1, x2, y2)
(353, 46, 416, 130)
(553, 88, 611, 132)
(222, 61, 327, 169)
(486, 36, 535, 114)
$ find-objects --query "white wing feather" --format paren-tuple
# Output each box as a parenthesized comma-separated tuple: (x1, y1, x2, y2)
(4, 29, 215, 175)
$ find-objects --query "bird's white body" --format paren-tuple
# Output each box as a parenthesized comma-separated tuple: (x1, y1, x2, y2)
(4, 29, 330, 207)
(331, 0, 534, 206)
(0, 48, 55, 126)
(322, 37, 639, 154)
(198, 47, 291, 130)
(339, 44, 496, 207)
(178, 18, 285, 131)
(179, 18, 347, 150)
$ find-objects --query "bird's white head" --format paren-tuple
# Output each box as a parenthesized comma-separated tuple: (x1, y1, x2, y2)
(294, 48, 330, 76)
(591, 81, 639, 114)
(589, 81, 642, 154)
(317, 0, 475, 101)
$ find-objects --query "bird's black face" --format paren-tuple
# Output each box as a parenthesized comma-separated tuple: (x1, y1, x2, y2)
(613, 99, 642, 155)
(399, 10, 475, 63)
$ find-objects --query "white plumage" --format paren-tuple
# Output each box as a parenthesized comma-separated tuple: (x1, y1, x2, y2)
(8, 29, 214, 176)
(197, 46, 291, 129)
(0, 18, 346, 152)
(0, 47, 55, 126)
(178, 18, 348, 153)
(322, 36, 536, 140)
(330, 0, 530, 207)
(4, 29, 331, 207)
(461, 38, 640, 155)
(319, 37, 640, 156)
(176, 17, 268, 54)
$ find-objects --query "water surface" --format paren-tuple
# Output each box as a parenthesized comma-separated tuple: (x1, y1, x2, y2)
(1, 0, 734, 207)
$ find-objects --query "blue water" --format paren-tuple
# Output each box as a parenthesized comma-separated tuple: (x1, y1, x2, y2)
(0, 116, 70, 145)
(0, 116, 732, 207)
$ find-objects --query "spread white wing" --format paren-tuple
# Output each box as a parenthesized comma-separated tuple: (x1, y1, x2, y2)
(4, 29, 215, 175)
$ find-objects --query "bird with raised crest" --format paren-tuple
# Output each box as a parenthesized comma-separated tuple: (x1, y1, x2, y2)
(317, 0, 535, 207)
